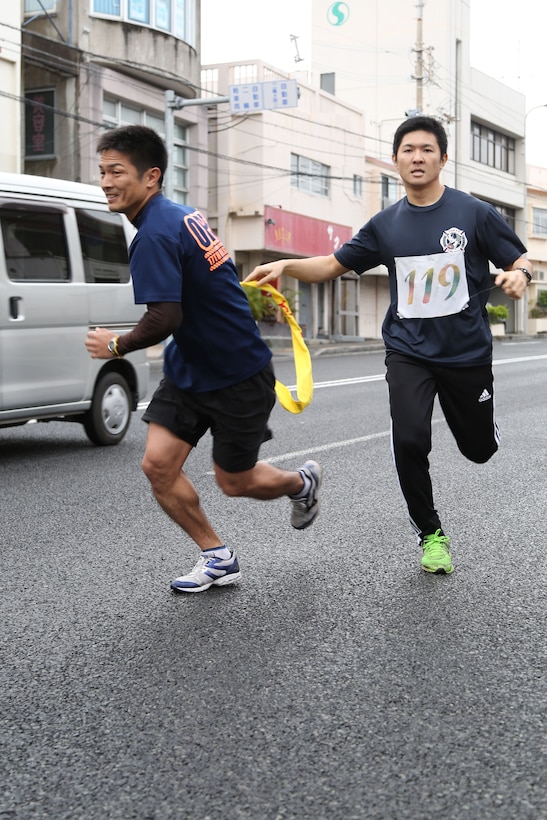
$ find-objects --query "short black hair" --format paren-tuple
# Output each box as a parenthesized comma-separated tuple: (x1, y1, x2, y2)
(97, 125, 168, 186)
(392, 116, 448, 157)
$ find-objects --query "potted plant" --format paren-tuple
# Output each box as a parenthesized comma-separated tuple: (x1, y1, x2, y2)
(528, 289, 547, 335)
(244, 286, 297, 337)
(486, 303, 509, 336)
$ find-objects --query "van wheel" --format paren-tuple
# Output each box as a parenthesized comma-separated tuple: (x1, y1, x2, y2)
(83, 372, 132, 446)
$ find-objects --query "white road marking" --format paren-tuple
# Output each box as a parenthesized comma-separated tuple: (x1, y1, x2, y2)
(138, 352, 547, 411)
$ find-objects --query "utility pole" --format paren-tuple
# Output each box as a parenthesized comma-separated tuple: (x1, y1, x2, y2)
(164, 89, 229, 199)
(413, 0, 424, 114)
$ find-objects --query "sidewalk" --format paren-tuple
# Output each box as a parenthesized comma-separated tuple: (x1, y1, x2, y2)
(145, 337, 385, 368)
(145, 333, 535, 368)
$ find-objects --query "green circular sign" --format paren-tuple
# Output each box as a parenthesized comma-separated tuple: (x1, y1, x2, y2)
(327, 2, 350, 26)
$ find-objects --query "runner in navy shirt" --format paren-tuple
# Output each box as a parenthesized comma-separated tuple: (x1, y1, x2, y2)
(246, 116, 532, 575)
(85, 126, 322, 593)
(129, 194, 272, 391)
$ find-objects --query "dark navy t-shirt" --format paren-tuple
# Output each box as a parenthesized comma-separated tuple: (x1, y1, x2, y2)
(130, 195, 272, 391)
(334, 187, 526, 365)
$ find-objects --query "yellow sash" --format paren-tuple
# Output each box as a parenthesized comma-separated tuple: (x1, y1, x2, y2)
(242, 281, 313, 413)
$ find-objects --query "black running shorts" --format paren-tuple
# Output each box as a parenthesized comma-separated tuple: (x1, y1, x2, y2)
(142, 362, 276, 473)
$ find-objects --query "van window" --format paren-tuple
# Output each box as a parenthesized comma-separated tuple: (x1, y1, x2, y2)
(1, 206, 70, 282)
(76, 209, 130, 284)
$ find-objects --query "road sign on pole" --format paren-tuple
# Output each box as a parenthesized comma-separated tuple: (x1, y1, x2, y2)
(163, 81, 299, 197)
(228, 80, 299, 114)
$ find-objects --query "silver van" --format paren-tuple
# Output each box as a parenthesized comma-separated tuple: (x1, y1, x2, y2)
(0, 173, 148, 445)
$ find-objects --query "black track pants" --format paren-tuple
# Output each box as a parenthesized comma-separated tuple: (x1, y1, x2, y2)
(385, 351, 500, 539)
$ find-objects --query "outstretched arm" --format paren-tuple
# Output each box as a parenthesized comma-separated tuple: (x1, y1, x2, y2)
(244, 254, 349, 287)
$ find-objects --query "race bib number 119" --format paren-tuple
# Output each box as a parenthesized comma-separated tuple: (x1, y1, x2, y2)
(394, 250, 469, 319)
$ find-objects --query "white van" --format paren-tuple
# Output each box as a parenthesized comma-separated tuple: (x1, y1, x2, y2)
(0, 173, 148, 445)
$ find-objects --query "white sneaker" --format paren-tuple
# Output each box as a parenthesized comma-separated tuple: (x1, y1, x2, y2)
(290, 461, 323, 529)
(171, 550, 241, 593)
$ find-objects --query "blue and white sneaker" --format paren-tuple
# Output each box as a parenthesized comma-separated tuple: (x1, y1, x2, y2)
(290, 460, 323, 530)
(171, 550, 241, 593)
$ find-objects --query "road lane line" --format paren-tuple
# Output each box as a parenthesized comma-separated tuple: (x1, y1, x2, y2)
(492, 354, 547, 366)
(263, 419, 445, 464)
(138, 353, 547, 410)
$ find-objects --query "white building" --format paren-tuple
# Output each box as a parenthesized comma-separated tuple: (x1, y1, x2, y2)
(0, 4, 22, 172)
(525, 165, 547, 335)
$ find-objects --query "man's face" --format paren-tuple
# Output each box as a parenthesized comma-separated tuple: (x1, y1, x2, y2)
(392, 130, 447, 188)
(98, 149, 157, 221)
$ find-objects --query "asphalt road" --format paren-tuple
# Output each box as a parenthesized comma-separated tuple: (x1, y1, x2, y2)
(1, 338, 546, 819)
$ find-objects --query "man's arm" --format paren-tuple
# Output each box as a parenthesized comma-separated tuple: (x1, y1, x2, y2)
(244, 254, 349, 287)
(495, 256, 534, 300)
(85, 302, 182, 359)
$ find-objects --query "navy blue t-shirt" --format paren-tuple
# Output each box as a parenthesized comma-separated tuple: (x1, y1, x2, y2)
(334, 187, 526, 365)
(130, 195, 272, 391)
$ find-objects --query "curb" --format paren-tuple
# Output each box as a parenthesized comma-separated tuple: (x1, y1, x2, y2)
(145, 334, 534, 368)
(145, 339, 385, 366)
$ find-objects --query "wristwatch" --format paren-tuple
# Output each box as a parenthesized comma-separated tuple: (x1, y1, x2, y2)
(515, 267, 532, 285)
(107, 336, 121, 357)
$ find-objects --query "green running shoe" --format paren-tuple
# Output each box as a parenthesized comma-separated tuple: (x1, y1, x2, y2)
(421, 529, 454, 574)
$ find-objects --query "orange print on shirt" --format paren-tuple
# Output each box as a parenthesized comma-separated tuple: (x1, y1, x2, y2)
(184, 210, 230, 271)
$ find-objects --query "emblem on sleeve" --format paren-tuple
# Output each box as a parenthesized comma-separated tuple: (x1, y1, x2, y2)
(440, 228, 468, 252)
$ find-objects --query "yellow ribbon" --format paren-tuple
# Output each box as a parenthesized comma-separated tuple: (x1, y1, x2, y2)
(242, 281, 313, 413)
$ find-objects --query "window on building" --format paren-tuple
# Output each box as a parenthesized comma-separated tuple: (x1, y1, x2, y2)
(155, 0, 171, 30)
(381, 175, 398, 209)
(532, 207, 547, 235)
(24, 0, 55, 10)
(201, 68, 219, 96)
(128, 0, 150, 23)
(470, 122, 515, 174)
(494, 204, 516, 232)
(233, 64, 258, 84)
(91, 0, 192, 44)
(353, 175, 363, 198)
(320, 73, 335, 95)
(91, 0, 120, 14)
(103, 99, 189, 204)
(476, 198, 516, 232)
(290, 154, 330, 197)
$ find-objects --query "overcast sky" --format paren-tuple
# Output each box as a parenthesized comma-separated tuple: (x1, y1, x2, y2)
(200, 0, 547, 166)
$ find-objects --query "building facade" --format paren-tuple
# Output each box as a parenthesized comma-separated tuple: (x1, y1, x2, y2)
(0, 4, 22, 173)
(525, 165, 547, 335)
(202, 60, 369, 339)
(202, 0, 532, 338)
(20, 0, 208, 211)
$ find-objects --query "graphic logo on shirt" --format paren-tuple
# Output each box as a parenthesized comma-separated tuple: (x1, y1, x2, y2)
(184, 210, 230, 271)
(440, 227, 468, 253)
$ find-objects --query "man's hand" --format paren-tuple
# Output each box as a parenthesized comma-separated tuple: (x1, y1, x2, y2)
(244, 260, 287, 287)
(495, 266, 531, 300)
(85, 327, 117, 359)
